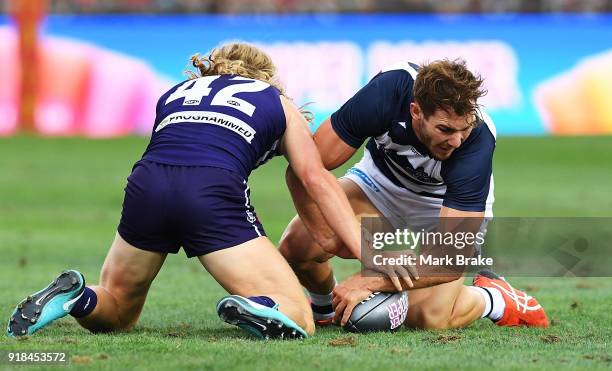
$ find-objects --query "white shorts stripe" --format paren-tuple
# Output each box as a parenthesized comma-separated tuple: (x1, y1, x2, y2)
(253, 225, 262, 237)
(243, 180, 262, 236)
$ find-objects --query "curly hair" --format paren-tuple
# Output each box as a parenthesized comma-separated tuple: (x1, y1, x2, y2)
(413, 59, 487, 119)
(189, 42, 286, 95)
(188, 42, 312, 123)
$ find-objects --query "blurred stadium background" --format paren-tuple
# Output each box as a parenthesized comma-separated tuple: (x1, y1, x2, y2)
(1, 1, 611, 370)
(1, 0, 611, 137)
(10, 0, 612, 13)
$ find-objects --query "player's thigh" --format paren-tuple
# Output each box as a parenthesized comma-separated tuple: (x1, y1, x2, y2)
(198, 237, 310, 308)
(405, 277, 465, 329)
(340, 177, 382, 217)
(200, 237, 315, 334)
(100, 233, 166, 315)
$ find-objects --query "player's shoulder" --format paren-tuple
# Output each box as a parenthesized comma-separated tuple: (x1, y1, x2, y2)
(360, 61, 419, 110)
(164, 74, 278, 93)
(471, 108, 497, 146)
(451, 109, 497, 161)
(380, 61, 420, 80)
(159, 78, 188, 100)
(370, 61, 419, 91)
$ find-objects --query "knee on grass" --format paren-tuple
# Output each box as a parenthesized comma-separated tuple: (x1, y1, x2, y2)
(78, 286, 143, 333)
(273, 296, 315, 336)
(297, 313, 315, 336)
(283, 301, 316, 336)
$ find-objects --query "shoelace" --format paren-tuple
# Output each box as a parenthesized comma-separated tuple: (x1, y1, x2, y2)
(490, 281, 541, 314)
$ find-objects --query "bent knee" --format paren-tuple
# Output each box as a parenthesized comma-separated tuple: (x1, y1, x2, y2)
(302, 318, 315, 336)
(295, 306, 315, 336)
(280, 296, 315, 336)
(279, 221, 334, 265)
(86, 285, 144, 332)
(279, 219, 309, 261)
(277, 305, 315, 336)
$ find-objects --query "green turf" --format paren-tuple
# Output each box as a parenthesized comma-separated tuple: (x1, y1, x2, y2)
(0, 135, 611, 370)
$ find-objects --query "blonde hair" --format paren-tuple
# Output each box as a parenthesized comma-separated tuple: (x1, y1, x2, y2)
(188, 42, 312, 123)
(189, 42, 286, 95)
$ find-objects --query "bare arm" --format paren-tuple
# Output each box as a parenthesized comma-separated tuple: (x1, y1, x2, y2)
(332, 206, 485, 324)
(279, 97, 362, 259)
(284, 111, 419, 289)
(283, 117, 359, 257)
(364, 207, 486, 291)
(311, 118, 357, 170)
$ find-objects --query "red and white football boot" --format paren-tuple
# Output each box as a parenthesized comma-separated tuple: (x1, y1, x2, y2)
(473, 270, 549, 328)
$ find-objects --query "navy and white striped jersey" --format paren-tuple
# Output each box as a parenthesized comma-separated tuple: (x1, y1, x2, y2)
(331, 62, 496, 212)
(143, 74, 286, 179)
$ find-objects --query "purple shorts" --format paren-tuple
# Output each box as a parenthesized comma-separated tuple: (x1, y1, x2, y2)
(117, 160, 266, 257)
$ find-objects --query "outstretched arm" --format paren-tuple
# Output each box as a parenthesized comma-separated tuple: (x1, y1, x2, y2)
(282, 115, 359, 258)
(279, 96, 362, 260)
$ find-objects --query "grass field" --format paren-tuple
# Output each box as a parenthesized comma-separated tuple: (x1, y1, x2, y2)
(1, 135, 611, 370)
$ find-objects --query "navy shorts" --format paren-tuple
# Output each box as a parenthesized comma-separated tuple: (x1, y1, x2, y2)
(117, 160, 266, 257)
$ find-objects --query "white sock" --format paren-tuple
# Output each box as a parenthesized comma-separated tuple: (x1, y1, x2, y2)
(471, 286, 505, 321)
(309, 291, 333, 306)
(308, 278, 337, 319)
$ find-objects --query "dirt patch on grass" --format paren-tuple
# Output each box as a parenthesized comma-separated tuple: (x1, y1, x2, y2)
(389, 347, 411, 356)
(525, 284, 540, 292)
(540, 334, 562, 343)
(328, 335, 358, 347)
(60, 338, 79, 344)
(584, 354, 612, 363)
(576, 281, 598, 289)
(72, 355, 93, 364)
(432, 334, 462, 344)
(166, 332, 185, 338)
(570, 300, 582, 310)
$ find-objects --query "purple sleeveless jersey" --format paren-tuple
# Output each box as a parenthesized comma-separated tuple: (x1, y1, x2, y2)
(118, 75, 287, 257)
(143, 74, 286, 179)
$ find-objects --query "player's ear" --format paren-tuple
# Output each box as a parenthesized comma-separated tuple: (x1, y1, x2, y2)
(409, 102, 421, 120)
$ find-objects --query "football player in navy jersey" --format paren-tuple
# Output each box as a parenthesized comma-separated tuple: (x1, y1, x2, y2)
(279, 60, 549, 329)
(7, 43, 397, 340)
